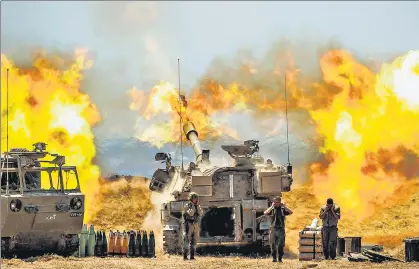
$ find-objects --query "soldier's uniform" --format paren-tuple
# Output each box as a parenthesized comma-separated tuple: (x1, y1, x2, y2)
(268, 202, 292, 262)
(183, 192, 203, 260)
(319, 202, 340, 260)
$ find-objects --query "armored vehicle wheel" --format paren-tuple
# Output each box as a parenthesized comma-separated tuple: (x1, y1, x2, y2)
(163, 230, 182, 255)
(1, 238, 11, 258)
(1, 234, 79, 258)
(261, 244, 271, 255)
(59, 234, 80, 257)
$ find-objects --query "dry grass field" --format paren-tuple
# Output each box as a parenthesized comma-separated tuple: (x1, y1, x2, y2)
(1, 255, 418, 269)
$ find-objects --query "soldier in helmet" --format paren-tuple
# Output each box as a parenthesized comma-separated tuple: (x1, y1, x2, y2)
(183, 192, 203, 260)
(264, 196, 293, 262)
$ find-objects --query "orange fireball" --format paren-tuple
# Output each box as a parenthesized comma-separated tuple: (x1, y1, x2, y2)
(1, 50, 101, 222)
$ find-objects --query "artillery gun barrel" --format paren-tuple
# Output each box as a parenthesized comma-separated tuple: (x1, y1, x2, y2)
(183, 121, 203, 163)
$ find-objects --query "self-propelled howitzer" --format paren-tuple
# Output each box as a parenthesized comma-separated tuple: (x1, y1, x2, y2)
(149, 120, 293, 254)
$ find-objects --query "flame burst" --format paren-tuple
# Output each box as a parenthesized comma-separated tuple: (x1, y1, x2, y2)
(128, 81, 244, 148)
(128, 49, 419, 252)
(1, 50, 101, 222)
(310, 50, 419, 218)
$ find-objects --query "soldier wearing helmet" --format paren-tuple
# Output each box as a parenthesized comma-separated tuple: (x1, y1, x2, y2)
(264, 195, 293, 262)
(182, 192, 203, 260)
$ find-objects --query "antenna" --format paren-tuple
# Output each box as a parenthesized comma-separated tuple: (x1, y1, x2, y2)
(284, 73, 290, 165)
(6, 68, 10, 193)
(178, 59, 184, 171)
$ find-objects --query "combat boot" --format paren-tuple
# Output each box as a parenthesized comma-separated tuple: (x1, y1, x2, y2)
(272, 253, 277, 262)
(183, 251, 188, 260)
(190, 248, 195, 260)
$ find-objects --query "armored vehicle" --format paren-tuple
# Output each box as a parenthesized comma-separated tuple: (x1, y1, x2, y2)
(1, 142, 84, 257)
(149, 121, 293, 254)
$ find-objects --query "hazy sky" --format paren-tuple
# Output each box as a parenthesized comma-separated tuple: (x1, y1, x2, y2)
(2, 1, 419, 176)
(3, 2, 418, 88)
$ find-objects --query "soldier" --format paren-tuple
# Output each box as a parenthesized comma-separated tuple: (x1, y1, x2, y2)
(183, 192, 203, 260)
(319, 198, 340, 260)
(264, 196, 293, 262)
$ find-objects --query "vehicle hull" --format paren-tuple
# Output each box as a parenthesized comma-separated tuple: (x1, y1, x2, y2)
(161, 198, 272, 254)
(1, 192, 84, 257)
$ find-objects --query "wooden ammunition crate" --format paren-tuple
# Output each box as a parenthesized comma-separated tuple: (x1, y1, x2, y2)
(299, 245, 323, 252)
(299, 252, 323, 261)
(299, 232, 322, 239)
(298, 228, 323, 261)
(299, 238, 322, 246)
(404, 237, 419, 262)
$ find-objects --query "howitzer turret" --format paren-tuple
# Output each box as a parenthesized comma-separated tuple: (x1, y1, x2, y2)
(148, 119, 293, 195)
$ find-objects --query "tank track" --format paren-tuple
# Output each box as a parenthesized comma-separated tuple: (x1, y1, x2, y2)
(1, 234, 79, 258)
(61, 234, 80, 257)
(162, 230, 183, 255)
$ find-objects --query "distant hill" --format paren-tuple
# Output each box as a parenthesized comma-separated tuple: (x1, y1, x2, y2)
(93, 133, 318, 179)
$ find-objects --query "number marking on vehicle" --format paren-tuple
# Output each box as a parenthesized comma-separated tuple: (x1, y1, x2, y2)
(70, 212, 83, 217)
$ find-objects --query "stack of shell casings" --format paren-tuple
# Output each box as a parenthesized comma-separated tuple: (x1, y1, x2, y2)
(78, 224, 99, 258)
(106, 230, 155, 258)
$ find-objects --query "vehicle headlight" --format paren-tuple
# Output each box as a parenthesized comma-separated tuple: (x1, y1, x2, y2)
(70, 197, 83, 210)
(10, 199, 22, 212)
